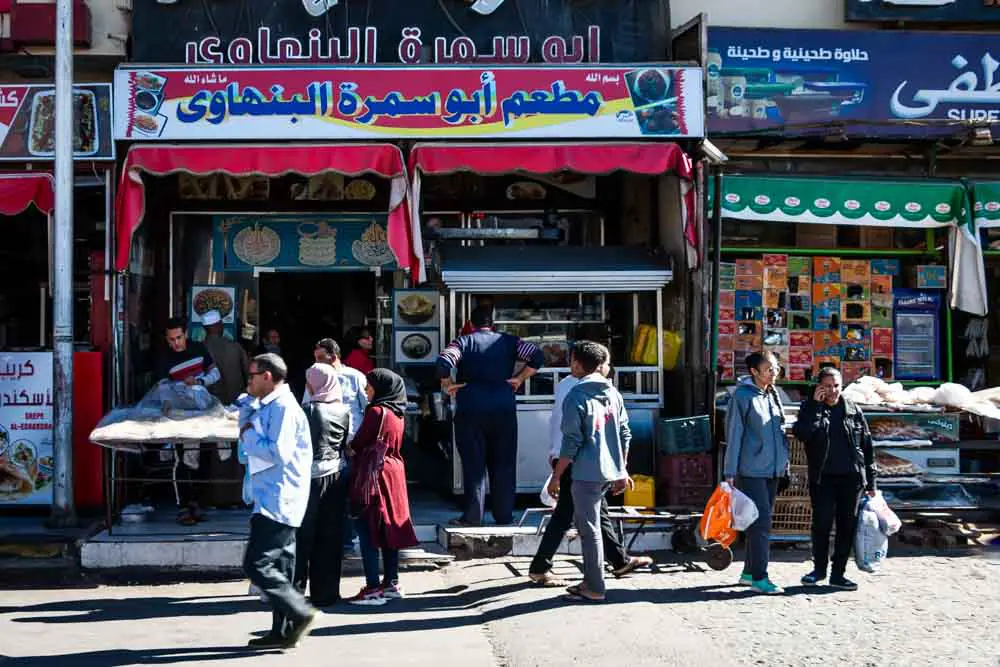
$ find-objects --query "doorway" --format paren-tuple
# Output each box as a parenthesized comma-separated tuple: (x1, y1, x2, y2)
(257, 271, 376, 398)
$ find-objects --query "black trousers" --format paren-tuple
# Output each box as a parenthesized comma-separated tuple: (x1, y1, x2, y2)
(455, 410, 518, 525)
(529, 464, 628, 575)
(294, 471, 347, 605)
(809, 475, 861, 577)
(244, 514, 315, 638)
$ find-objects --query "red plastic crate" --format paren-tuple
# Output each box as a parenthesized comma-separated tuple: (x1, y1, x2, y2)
(657, 453, 713, 487)
(659, 484, 713, 508)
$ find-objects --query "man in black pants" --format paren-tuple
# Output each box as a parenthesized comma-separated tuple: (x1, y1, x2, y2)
(528, 358, 651, 585)
(793, 367, 877, 591)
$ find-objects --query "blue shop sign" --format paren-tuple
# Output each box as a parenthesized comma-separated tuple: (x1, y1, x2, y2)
(212, 214, 397, 272)
(707, 27, 1000, 137)
(847, 0, 1000, 24)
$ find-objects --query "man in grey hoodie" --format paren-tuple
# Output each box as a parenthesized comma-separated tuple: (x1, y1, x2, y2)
(724, 351, 789, 595)
(547, 341, 631, 603)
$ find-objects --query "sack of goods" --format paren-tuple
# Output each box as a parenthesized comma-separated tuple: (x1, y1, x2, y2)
(699, 482, 759, 547)
(854, 496, 889, 573)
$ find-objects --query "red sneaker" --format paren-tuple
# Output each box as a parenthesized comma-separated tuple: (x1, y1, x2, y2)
(347, 586, 387, 606)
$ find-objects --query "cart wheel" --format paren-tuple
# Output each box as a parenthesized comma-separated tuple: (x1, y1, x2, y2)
(705, 543, 733, 571)
(671, 526, 698, 554)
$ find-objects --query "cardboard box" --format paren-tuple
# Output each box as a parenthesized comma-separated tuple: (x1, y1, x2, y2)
(871, 275, 893, 303)
(787, 256, 812, 276)
(763, 254, 789, 268)
(841, 301, 872, 323)
(786, 273, 811, 295)
(812, 283, 841, 304)
(764, 309, 787, 329)
(719, 262, 737, 279)
(815, 331, 841, 356)
(872, 303, 893, 328)
(916, 265, 947, 289)
(814, 356, 841, 374)
(735, 275, 764, 290)
(764, 328, 789, 346)
(787, 293, 811, 311)
(762, 289, 785, 309)
(871, 259, 901, 276)
(719, 307, 736, 322)
(789, 331, 814, 348)
(872, 328, 893, 355)
(813, 305, 840, 329)
(842, 361, 873, 384)
(787, 311, 812, 330)
(718, 321, 736, 336)
(720, 365, 735, 381)
(874, 357, 893, 380)
(860, 227, 894, 249)
(717, 334, 734, 350)
(841, 322, 870, 343)
(841, 283, 871, 301)
(796, 223, 838, 248)
(788, 347, 814, 366)
(787, 365, 811, 382)
(735, 259, 763, 276)
(719, 291, 736, 308)
(813, 257, 842, 283)
(842, 342, 870, 362)
(841, 260, 871, 285)
(764, 267, 788, 289)
(717, 350, 734, 368)
(720, 277, 736, 291)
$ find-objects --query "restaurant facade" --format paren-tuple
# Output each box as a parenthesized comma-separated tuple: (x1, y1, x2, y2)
(105, 0, 710, 515)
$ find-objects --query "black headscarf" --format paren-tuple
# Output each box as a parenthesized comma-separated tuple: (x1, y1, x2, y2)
(366, 368, 408, 417)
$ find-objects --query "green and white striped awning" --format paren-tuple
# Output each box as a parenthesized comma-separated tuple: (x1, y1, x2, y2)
(709, 174, 968, 228)
(972, 181, 1000, 229)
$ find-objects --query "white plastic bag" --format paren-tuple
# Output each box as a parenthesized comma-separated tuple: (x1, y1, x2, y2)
(866, 491, 902, 536)
(723, 482, 760, 531)
(539, 474, 557, 508)
(854, 497, 889, 573)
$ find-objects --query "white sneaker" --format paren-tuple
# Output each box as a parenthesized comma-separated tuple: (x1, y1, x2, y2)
(381, 583, 404, 599)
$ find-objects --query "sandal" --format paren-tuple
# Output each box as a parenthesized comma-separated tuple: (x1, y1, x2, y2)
(528, 572, 569, 587)
(176, 512, 198, 526)
(562, 585, 605, 603)
(448, 517, 479, 527)
(613, 556, 654, 578)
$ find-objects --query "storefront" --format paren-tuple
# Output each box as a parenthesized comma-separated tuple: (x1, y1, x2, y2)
(707, 27, 1000, 526)
(0, 79, 116, 512)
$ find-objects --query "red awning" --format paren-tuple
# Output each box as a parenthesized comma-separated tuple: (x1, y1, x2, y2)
(0, 172, 54, 216)
(408, 142, 697, 278)
(409, 142, 694, 179)
(114, 143, 416, 275)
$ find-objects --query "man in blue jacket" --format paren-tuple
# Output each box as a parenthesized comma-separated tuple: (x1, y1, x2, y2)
(724, 351, 789, 595)
(438, 306, 545, 526)
(547, 341, 632, 603)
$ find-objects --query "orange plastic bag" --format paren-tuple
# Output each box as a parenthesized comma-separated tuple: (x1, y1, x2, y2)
(698, 484, 738, 548)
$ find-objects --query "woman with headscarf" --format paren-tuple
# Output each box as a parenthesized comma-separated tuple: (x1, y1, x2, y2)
(294, 363, 352, 607)
(347, 368, 418, 606)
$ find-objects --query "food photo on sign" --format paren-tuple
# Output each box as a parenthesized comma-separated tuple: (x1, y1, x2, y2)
(0, 84, 113, 160)
(0, 353, 54, 505)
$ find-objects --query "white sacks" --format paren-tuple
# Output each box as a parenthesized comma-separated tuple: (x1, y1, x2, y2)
(854, 496, 889, 573)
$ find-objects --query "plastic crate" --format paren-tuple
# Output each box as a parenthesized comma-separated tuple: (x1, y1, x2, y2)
(772, 499, 812, 535)
(657, 453, 713, 487)
(778, 465, 810, 500)
(659, 484, 713, 508)
(788, 436, 808, 466)
(657, 416, 712, 456)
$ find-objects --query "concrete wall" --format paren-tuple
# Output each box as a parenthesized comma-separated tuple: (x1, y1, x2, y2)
(672, 0, 848, 30)
(12, 0, 128, 56)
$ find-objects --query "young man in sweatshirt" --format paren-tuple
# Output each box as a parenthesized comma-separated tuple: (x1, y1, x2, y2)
(547, 341, 632, 603)
(724, 351, 789, 595)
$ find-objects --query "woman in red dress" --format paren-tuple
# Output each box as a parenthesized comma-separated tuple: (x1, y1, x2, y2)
(347, 368, 418, 606)
(343, 328, 375, 375)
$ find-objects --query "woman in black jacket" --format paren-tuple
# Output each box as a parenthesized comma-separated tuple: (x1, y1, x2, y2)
(294, 363, 352, 606)
(793, 367, 876, 591)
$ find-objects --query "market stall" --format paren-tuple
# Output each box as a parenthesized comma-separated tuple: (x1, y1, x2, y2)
(407, 141, 694, 495)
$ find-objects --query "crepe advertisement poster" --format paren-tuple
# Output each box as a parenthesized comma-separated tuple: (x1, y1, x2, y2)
(0, 353, 54, 505)
(189, 284, 239, 342)
(113, 65, 704, 140)
(0, 83, 113, 161)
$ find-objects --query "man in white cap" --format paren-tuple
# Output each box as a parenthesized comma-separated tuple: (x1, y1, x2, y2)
(201, 310, 250, 406)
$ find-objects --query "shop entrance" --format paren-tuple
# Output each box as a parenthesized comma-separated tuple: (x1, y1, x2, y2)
(258, 270, 376, 398)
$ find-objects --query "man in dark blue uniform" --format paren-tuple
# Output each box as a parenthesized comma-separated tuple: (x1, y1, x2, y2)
(438, 306, 545, 526)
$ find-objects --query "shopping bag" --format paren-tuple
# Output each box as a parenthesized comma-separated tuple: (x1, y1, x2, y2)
(854, 497, 889, 573)
(729, 484, 760, 531)
(539, 474, 557, 508)
(698, 484, 738, 548)
(866, 491, 902, 536)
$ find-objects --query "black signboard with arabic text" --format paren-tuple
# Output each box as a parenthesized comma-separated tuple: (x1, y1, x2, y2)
(130, 0, 671, 66)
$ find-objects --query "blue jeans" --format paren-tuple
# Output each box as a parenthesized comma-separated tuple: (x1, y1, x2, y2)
(737, 477, 778, 582)
(354, 516, 399, 589)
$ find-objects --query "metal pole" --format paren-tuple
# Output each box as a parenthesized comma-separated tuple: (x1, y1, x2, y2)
(49, 0, 76, 526)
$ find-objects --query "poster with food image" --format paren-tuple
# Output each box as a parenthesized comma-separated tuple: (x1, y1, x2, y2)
(0, 352, 53, 505)
(394, 330, 440, 365)
(394, 289, 440, 329)
(0, 84, 113, 161)
(190, 285, 237, 325)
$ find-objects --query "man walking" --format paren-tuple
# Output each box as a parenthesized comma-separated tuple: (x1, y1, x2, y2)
(438, 306, 544, 526)
(724, 351, 789, 595)
(241, 353, 317, 649)
(529, 354, 651, 585)
(793, 367, 877, 591)
(546, 341, 632, 603)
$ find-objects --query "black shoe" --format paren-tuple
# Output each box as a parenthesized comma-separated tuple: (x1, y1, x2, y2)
(247, 634, 286, 649)
(800, 570, 827, 586)
(284, 611, 318, 647)
(829, 575, 858, 591)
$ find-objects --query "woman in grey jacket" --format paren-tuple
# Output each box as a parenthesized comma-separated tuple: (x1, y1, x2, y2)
(724, 351, 790, 595)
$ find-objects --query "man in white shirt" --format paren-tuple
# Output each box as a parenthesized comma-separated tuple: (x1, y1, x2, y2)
(527, 358, 652, 586)
(302, 338, 367, 442)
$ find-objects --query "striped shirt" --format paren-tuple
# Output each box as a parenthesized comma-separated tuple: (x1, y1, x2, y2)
(437, 328, 544, 414)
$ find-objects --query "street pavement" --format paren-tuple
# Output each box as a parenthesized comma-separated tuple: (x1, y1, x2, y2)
(0, 547, 997, 667)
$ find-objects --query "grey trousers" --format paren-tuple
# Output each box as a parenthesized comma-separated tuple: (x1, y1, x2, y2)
(572, 479, 610, 596)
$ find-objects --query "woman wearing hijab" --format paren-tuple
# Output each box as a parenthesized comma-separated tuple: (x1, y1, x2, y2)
(295, 364, 352, 607)
(347, 368, 418, 606)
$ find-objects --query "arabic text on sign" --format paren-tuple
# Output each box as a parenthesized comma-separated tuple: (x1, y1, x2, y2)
(890, 52, 1000, 119)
